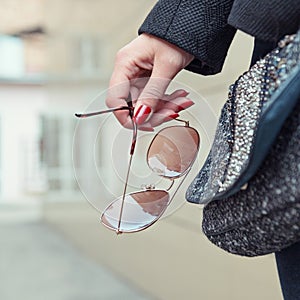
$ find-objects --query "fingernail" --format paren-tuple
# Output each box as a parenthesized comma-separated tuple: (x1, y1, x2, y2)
(165, 113, 179, 121)
(178, 90, 190, 97)
(133, 105, 152, 125)
(139, 126, 155, 132)
(178, 100, 194, 111)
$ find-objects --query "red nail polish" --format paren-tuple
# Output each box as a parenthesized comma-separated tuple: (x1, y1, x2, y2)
(139, 126, 155, 132)
(178, 100, 195, 111)
(133, 105, 152, 125)
(165, 113, 179, 121)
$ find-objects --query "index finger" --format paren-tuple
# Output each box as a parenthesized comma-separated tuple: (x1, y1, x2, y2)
(106, 69, 132, 128)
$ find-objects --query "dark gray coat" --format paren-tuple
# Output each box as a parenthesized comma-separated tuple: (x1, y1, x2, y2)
(139, 0, 300, 75)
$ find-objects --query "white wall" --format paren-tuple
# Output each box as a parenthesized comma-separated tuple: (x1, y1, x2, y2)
(0, 82, 46, 201)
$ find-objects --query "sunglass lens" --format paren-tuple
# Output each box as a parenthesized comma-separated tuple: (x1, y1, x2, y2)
(147, 126, 199, 178)
(101, 190, 169, 233)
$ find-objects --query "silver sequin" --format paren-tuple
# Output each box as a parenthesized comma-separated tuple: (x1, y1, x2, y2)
(186, 31, 300, 204)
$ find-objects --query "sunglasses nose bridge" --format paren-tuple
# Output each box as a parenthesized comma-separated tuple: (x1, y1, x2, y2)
(141, 183, 156, 190)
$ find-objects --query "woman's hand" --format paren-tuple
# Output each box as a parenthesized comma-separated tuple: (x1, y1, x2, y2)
(106, 33, 194, 130)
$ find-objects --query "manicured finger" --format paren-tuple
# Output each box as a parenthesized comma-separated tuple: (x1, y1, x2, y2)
(156, 97, 195, 113)
(147, 109, 180, 127)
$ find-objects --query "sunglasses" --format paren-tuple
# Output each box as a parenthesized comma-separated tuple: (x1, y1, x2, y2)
(75, 94, 200, 234)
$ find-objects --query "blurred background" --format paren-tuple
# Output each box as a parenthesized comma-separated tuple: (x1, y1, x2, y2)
(0, 1, 283, 299)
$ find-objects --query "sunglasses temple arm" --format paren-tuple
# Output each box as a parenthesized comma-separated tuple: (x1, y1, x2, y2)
(117, 122, 137, 234)
(75, 106, 131, 118)
(126, 92, 134, 118)
(130, 121, 138, 155)
(116, 153, 134, 234)
(116, 118, 138, 234)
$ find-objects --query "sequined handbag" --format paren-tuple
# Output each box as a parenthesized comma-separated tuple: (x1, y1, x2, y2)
(186, 30, 300, 205)
(185, 29, 300, 256)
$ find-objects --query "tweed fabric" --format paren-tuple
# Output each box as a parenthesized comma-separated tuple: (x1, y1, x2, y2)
(139, 0, 300, 75)
(139, 0, 236, 75)
(229, 0, 300, 42)
(202, 98, 300, 257)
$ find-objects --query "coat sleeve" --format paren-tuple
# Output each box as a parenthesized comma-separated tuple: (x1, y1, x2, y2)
(138, 0, 236, 75)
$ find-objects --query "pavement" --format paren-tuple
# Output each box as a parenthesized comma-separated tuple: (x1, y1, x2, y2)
(43, 200, 284, 300)
(0, 220, 152, 300)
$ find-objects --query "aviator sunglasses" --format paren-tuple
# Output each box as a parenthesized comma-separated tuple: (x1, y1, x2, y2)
(75, 93, 200, 234)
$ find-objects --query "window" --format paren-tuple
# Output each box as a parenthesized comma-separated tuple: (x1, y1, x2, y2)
(71, 36, 102, 75)
(40, 115, 78, 193)
(0, 35, 24, 78)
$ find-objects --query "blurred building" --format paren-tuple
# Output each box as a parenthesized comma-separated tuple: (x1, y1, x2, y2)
(0, 0, 253, 205)
(0, 0, 156, 203)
